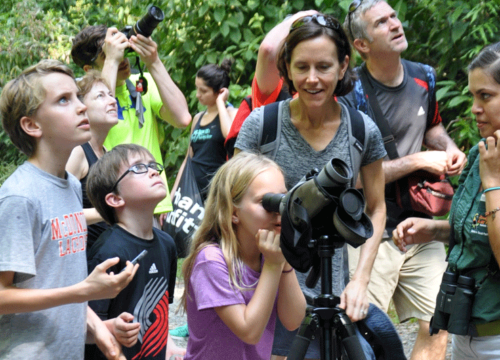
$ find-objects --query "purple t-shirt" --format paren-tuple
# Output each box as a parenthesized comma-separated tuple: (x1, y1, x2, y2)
(184, 245, 277, 360)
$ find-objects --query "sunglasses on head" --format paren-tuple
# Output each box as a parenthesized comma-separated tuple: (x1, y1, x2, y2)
(347, 0, 364, 40)
(290, 14, 340, 32)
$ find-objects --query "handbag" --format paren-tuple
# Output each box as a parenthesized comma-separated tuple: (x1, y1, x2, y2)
(163, 156, 204, 258)
(358, 66, 454, 217)
(396, 171, 454, 217)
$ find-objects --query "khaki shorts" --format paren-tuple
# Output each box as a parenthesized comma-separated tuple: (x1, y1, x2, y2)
(348, 240, 447, 322)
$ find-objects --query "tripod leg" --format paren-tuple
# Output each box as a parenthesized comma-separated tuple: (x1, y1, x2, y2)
(287, 312, 319, 360)
(335, 312, 368, 360)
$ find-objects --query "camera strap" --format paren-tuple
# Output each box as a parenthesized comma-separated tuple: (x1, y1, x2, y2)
(125, 56, 148, 128)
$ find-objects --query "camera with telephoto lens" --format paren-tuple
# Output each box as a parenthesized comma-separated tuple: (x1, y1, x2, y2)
(262, 158, 373, 274)
(430, 271, 476, 336)
(121, 5, 165, 54)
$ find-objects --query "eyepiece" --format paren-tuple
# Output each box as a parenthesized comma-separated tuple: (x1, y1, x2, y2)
(262, 193, 285, 213)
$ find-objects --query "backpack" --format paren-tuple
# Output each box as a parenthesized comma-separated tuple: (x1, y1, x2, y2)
(257, 100, 369, 189)
(225, 87, 292, 159)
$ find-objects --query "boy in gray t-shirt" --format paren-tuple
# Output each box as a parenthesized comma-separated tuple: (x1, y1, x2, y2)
(0, 60, 138, 360)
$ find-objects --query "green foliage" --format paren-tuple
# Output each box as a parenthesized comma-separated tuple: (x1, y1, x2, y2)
(0, 0, 498, 185)
(401, 0, 498, 152)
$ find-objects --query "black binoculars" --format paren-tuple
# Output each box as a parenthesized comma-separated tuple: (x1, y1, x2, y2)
(430, 271, 476, 336)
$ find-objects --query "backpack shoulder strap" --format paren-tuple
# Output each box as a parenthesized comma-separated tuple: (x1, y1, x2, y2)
(344, 104, 368, 188)
(258, 101, 283, 160)
(358, 64, 399, 160)
(405, 60, 437, 130)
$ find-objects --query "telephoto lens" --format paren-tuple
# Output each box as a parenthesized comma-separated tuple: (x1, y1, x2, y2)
(122, 5, 165, 40)
(430, 271, 457, 334)
(447, 275, 475, 335)
(133, 5, 165, 38)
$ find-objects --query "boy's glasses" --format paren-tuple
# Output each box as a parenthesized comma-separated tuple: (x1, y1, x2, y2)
(112, 162, 164, 191)
(347, 0, 363, 40)
(290, 15, 340, 32)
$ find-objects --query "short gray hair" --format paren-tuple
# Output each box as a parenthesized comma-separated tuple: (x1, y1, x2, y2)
(342, 0, 386, 43)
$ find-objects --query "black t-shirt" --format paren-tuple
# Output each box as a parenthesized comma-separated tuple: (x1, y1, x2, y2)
(87, 225, 177, 360)
(190, 112, 226, 200)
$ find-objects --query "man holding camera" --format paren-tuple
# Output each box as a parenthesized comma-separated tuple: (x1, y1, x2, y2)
(71, 24, 191, 216)
(338, 1, 467, 359)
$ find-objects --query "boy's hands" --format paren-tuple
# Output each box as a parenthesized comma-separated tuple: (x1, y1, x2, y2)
(166, 333, 186, 360)
(90, 310, 127, 360)
(109, 312, 141, 348)
(256, 229, 285, 268)
(84, 257, 138, 301)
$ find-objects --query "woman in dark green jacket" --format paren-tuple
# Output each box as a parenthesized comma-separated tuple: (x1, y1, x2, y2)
(393, 42, 500, 359)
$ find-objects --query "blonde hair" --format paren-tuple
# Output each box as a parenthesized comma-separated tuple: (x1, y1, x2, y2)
(0, 59, 74, 157)
(77, 70, 111, 100)
(181, 152, 283, 310)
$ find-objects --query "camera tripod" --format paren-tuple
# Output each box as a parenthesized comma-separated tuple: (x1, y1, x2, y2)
(287, 235, 367, 360)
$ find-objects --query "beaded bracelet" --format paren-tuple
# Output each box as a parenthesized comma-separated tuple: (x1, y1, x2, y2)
(485, 207, 500, 219)
(282, 267, 294, 274)
(484, 187, 500, 193)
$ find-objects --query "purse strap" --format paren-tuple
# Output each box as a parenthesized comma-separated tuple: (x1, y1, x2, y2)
(358, 64, 400, 160)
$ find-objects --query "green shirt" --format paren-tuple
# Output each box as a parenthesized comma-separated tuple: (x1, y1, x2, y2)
(448, 144, 500, 324)
(104, 73, 172, 214)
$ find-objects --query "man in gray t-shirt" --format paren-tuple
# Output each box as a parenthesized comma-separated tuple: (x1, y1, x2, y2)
(340, 1, 467, 359)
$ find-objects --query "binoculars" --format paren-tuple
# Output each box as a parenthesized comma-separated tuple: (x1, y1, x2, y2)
(430, 271, 475, 336)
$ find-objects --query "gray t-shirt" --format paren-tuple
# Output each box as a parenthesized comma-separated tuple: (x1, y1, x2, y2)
(0, 162, 88, 360)
(235, 99, 386, 299)
(339, 60, 441, 234)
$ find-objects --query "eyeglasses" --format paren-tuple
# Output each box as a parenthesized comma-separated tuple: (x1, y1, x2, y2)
(290, 15, 340, 32)
(112, 162, 164, 191)
(347, 0, 363, 40)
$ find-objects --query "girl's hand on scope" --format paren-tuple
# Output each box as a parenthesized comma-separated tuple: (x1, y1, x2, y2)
(256, 229, 285, 268)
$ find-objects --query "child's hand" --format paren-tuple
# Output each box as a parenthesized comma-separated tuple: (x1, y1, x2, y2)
(112, 312, 141, 348)
(256, 229, 285, 267)
(85, 257, 139, 301)
(167, 333, 186, 359)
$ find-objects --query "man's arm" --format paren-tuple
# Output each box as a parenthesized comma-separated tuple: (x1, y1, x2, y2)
(99, 27, 130, 96)
(340, 158, 386, 322)
(129, 34, 191, 128)
(382, 150, 449, 184)
(255, 10, 318, 96)
(0, 258, 137, 315)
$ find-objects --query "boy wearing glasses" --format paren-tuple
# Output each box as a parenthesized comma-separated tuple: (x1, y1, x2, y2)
(339, 1, 466, 359)
(86, 143, 185, 360)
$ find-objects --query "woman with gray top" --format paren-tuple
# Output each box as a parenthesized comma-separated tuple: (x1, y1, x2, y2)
(234, 13, 386, 359)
